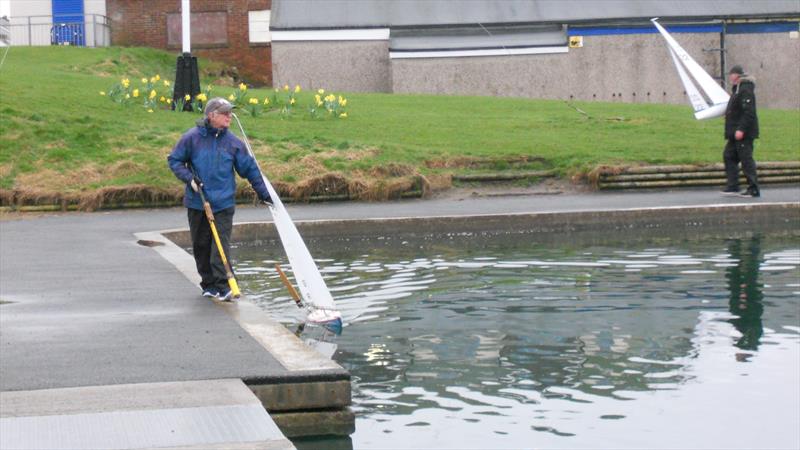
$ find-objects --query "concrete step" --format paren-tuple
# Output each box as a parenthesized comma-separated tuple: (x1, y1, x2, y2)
(0, 379, 294, 450)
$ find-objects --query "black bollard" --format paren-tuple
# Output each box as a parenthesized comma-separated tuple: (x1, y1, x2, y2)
(173, 52, 200, 111)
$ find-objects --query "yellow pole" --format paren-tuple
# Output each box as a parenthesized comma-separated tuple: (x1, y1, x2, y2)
(203, 201, 241, 299)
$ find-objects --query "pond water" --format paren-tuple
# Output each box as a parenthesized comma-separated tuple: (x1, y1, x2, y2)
(235, 232, 800, 449)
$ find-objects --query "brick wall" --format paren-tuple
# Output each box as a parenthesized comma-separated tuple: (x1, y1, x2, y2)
(107, 0, 272, 86)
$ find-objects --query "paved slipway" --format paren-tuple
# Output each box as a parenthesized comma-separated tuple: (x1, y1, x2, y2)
(1, 186, 798, 449)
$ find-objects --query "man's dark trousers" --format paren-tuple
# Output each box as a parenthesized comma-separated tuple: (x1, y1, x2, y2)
(723, 139, 758, 192)
(188, 206, 235, 292)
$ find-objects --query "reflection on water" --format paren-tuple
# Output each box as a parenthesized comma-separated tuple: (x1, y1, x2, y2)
(236, 234, 800, 449)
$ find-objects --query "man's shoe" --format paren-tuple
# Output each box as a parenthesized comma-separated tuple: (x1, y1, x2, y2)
(217, 289, 233, 302)
(739, 188, 760, 198)
(202, 287, 219, 298)
(721, 187, 740, 196)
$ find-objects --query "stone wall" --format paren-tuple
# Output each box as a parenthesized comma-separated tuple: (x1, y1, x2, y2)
(271, 40, 392, 92)
(271, 31, 798, 109)
(106, 0, 272, 86)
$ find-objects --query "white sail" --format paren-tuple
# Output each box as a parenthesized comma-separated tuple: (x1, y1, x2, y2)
(232, 114, 341, 325)
(652, 18, 729, 120)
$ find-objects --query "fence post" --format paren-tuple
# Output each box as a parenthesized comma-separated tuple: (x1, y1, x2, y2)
(93, 14, 96, 47)
(27, 16, 31, 45)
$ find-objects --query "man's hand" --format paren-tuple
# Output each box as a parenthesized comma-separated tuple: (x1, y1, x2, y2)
(190, 179, 200, 192)
(735, 130, 745, 141)
(260, 196, 274, 207)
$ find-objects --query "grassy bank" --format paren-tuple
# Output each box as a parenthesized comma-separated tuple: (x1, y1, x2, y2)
(1, 46, 798, 209)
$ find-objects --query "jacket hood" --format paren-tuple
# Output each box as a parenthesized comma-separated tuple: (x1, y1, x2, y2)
(195, 118, 228, 137)
(738, 75, 756, 86)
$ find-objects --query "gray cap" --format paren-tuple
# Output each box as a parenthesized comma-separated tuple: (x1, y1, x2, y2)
(729, 65, 744, 75)
(204, 97, 234, 115)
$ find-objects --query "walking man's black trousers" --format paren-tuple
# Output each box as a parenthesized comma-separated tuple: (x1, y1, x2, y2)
(723, 139, 758, 192)
(187, 206, 234, 292)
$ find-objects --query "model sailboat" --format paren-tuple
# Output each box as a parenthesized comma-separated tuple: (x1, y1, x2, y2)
(651, 18, 729, 120)
(232, 113, 343, 332)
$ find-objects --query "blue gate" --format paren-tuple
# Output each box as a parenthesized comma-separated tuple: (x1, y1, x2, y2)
(51, 0, 85, 46)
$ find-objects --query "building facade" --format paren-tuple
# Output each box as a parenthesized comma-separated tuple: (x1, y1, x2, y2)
(106, 0, 273, 85)
(270, 0, 800, 109)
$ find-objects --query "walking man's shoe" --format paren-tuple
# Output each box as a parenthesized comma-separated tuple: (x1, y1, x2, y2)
(202, 287, 219, 298)
(721, 187, 740, 196)
(739, 187, 760, 198)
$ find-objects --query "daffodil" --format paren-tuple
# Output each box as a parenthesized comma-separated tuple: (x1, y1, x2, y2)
(141, 77, 148, 84)
(132, 89, 140, 98)
(99, 91, 106, 96)
(149, 76, 156, 83)
(294, 85, 301, 93)
(147, 109, 154, 113)
(317, 88, 324, 95)
(316, 101, 323, 107)
(249, 97, 259, 105)
(290, 98, 296, 105)
(121, 78, 130, 88)
(339, 113, 347, 118)
(228, 94, 236, 101)
(263, 98, 270, 105)
(155, 74, 161, 81)
(239, 83, 247, 91)
(149, 90, 157, 99)
(283, 84, 289, 91)
(160, 96, 166, 103)
(184, 94, 191, 101)
(163, 80, 170, 87)
(125, 94, 130, 99)
(196, 93, 208, 102)
(341, 99, 347, 107)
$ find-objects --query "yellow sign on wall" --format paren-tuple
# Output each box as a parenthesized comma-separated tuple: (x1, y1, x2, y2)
(569, 36, 583, 48)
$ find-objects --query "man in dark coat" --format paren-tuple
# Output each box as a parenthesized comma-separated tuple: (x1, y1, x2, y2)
(722, 65, 760, 198)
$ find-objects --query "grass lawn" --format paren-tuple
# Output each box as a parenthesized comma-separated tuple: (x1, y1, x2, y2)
(0, 46, 798, 208)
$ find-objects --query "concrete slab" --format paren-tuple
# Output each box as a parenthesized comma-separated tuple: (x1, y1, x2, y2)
(0, 379, 294, 450)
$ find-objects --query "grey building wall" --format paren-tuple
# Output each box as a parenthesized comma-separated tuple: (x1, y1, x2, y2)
(391, 33, 719, 106)
(725, 33, 800, 110)
(272, 40, 392, 93)
(390, 32, 800, 109)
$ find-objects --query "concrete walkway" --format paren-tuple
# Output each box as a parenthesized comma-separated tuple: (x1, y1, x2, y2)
(0, 186, 798, 447)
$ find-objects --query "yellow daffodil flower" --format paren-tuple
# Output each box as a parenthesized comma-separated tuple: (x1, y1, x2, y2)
(340, 99, 347, 106)
(141, 77, 148, 84)
(317, 89, 324, 95)
(263, 98, 270, 105)
(228, 94, 235, 101)
(196, 93, 207, 102)
(155, 74, 161, 81)
(149, 90, 157, 99)
(149, 76, 156, 83)
(316, 101, 323, 107)
(132, 89, 140, 98)
(294, 85, 301, 93)
(239, 83, 247, 91)
(249, 98, 259, 105)
(121, 78, 130, 88)
(184, 94, 191, 101)
(339, 113, 347, 118)
(125, 94, 130, 99)
(283, 84, 289, 91)
(159, 96, 166, 103)
(99, 91, 106, 96)
(147, 109, 154, 113)
(290, 98, 296, 105)
(163, 80, 170, 87)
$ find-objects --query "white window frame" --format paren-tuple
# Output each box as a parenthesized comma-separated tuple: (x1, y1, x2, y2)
(248, 9, 270, 43)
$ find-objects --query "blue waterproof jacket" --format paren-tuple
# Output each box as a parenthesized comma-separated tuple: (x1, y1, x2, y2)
(168, 119, 270, 212)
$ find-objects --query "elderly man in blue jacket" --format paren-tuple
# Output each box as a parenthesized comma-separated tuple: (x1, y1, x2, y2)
(168, 97, 272, 300)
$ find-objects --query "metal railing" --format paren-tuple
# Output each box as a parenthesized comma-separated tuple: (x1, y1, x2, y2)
(7, 14, 110, 47)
